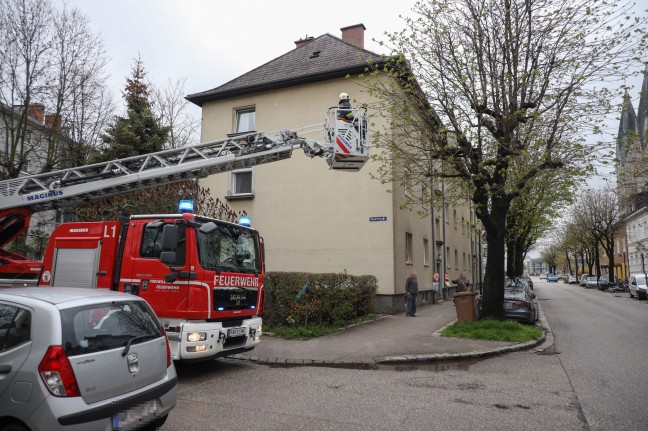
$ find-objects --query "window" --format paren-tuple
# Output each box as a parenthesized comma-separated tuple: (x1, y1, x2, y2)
(405, 232, 413, 264)
(423, 238, 429, 266)
(0, 304, 31, 351)
(140, 223, 186, 266)
(404, 167, 412, 198)
(230, 169, 253, 197)
(61, 301, 163, 357)
(197, 223, 260, 272)
(235, 108, 256, 133)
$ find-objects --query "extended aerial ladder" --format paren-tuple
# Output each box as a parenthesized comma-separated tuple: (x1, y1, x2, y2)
(0, 106, 369, 285)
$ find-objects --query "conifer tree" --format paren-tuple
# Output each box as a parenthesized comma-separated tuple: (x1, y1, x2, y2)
(98, 57, 169, 160)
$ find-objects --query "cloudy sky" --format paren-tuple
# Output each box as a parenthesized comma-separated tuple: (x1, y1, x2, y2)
(57, 0, 419, 113)
(57, 0, 646, 164)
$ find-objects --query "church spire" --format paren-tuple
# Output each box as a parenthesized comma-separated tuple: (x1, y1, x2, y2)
(636, 63, 648, 142)
(617, 88, 637, 166)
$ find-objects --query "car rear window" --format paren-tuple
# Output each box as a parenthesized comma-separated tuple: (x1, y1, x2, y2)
(60, 300, 163, 357)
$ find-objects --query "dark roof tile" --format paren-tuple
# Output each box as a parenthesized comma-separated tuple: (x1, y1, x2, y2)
(187, 34, 389, 106)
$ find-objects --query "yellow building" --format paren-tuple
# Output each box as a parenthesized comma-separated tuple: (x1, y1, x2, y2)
(187, 25, 477, 313)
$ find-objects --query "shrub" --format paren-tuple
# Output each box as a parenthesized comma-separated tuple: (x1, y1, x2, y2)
(263, 272, 377, 327)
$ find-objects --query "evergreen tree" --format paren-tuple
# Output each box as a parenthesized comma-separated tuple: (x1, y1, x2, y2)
(98, 57, 169, 161)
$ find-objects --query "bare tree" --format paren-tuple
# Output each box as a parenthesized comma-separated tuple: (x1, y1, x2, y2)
(574, 188, 622, 281)
(46, 4, 114, 169)
(0, 0, 53, 178)
(0, 0, 112, 179)
(151, 78, 199, 149)
(364, 0, 647, 319)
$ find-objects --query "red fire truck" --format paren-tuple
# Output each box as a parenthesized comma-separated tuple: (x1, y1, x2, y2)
(0, 105, 368, 361)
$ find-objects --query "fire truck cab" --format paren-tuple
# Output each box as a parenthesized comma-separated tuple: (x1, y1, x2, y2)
(39, 204, 265, 361)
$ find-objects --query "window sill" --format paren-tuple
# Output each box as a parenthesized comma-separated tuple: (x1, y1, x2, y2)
(226, 193, 255, 201)
(405, 261, 413, 266)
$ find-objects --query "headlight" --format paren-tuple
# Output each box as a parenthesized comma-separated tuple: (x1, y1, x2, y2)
(187, 332, 206, 342)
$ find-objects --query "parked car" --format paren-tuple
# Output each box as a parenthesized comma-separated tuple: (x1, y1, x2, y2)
(503, 281, 538, 324)
(579, 274, 589, 287)
(568, 275, 578, 284)
(628, 273, 648, 299)
(0, 287, 177, 431)
(546, 274, 559, 282)
(521, 274, 534, 290)
(598, 275, 618, 291)
(585, 276, 599, 289)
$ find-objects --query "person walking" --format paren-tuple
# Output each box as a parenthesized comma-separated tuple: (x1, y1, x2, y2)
(405, 271, 418, 317)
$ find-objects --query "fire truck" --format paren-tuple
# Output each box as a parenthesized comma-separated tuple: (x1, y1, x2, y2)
(0, 104, 368, 361)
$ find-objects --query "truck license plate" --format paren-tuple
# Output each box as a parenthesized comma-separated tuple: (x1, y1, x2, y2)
(112, 399, 161, 430)
(227, 327, 246, 337)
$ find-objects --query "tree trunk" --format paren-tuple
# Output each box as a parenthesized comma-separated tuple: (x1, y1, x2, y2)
(480, 205, 507, 320)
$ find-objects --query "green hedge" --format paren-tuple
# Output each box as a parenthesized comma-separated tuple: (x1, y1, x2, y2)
(263, 272, 377, 327)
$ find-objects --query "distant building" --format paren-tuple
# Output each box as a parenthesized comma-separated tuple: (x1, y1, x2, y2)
(187, 24, 480, 313)
(1, 103, 73, 258)
(617, 63, 648, 277)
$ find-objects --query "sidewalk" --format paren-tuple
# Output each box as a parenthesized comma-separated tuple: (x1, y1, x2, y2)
(228, 298, 553, 366)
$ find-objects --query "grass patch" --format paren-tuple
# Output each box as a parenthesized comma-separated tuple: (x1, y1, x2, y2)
(266, 314, 380, 340)
(441, 319, 543, 343)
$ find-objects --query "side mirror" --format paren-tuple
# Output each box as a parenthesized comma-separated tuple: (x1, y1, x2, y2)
(161, 225, 179, 250)
(160, 251, 177, 266)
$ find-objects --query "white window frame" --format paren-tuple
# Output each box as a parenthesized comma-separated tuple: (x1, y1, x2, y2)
(229, 168, 254, 198)
(235, 107, 256, 133)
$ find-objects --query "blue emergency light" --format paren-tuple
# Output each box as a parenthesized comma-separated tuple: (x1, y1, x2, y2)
(178, 200, 194, 213)
(238, 216, 251, 227)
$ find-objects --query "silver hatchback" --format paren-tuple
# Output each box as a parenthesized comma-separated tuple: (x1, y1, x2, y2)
(0, 287, 177, 431)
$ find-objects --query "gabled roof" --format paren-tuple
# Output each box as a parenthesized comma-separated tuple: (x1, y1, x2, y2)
(186, 34, 391, 106)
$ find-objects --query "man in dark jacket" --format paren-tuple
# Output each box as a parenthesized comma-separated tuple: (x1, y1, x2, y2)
(405, 271, 418, 317)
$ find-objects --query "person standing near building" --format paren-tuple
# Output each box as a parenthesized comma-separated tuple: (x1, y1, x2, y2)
(405, 271, 418, 317)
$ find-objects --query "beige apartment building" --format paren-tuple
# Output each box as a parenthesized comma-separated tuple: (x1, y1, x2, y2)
(187, 25, 478, 313)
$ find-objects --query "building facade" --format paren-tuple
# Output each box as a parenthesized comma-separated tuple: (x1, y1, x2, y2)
(187, 25, 478, 313)
(617, 64, 648, 279)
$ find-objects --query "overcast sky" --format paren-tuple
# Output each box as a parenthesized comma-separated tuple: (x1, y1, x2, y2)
(58, 1, 645, 118)
(58, 0, 418, 112)
(56, 0, 646, 173)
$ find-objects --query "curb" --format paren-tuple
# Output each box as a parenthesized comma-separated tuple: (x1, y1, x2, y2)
(226, 301, 555, 367)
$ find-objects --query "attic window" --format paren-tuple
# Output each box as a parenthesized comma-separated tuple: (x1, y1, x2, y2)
(309, 50, 321, 59)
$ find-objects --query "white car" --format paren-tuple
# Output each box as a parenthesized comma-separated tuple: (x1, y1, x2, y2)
(0, 287, 177, 431)
(568, 275, 578, 284)
(585, 276, 599, 289)
(628, 274, 648, 299)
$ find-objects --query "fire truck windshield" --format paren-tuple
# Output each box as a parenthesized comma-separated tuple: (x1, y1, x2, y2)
(196, 223, 260, 274)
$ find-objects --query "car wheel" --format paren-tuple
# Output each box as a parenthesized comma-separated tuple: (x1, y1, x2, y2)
(629, 290, 634, 298)
(639, 292, 647, 300)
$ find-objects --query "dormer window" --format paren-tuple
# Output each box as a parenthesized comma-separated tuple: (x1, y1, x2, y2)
(309, 50, 321, 59)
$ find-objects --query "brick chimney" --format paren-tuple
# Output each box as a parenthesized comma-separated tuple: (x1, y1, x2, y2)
(45, 114, 61, 130)
(340, 24, 366, 48)
(294, 36, 314, 49)
(27, 104, 45, 125)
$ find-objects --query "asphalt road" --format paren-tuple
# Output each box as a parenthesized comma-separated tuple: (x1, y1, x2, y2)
(537, 279, 648, 430)
(160, 279, 648, 431)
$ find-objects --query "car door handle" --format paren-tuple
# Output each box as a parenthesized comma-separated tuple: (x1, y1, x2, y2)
(0, 364, 12, 373)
